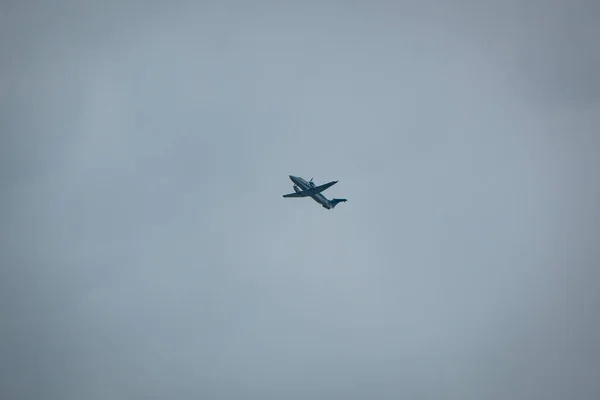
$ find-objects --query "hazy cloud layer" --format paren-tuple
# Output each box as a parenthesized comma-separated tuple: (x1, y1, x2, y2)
(2, 1, 599, 399)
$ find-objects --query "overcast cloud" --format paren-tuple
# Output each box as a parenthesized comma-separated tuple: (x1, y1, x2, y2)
(1, 1, 599, 399)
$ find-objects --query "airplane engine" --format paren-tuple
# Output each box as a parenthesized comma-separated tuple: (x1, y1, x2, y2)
(293, 185, 301, 193)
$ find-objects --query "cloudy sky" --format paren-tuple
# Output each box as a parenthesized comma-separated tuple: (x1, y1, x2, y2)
(1, 1, 599, 399)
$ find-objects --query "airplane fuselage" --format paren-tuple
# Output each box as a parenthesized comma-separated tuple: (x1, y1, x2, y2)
(289, 175, 336, 209)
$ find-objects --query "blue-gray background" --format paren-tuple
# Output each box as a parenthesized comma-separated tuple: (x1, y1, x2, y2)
(2, 1, 599, 399)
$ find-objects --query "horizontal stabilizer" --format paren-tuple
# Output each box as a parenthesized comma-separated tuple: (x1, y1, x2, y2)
(329, 198, 347, 208)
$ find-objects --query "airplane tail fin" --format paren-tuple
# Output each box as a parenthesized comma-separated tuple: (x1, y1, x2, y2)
(330, 198, 347, 208)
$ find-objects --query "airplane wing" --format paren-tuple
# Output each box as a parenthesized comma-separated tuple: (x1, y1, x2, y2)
(310, 180, 338, 193)
(283, 192, 309, 198)
(283, 180, 338, 198)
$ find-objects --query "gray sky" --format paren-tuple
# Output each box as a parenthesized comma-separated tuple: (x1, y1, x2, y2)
(2, 1, 599, 399)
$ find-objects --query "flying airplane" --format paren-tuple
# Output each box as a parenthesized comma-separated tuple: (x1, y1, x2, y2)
(283, 175, 347, 209)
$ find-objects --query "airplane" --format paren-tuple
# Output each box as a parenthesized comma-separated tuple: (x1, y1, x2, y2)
(283, 175, 347, 209)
